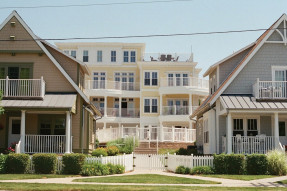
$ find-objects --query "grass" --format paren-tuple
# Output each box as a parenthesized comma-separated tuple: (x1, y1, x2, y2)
(0, 174, 80, 180)
(74, 174, 219, 184)
(1, 183, 287, 191)
(158, 148, 177, 154)
(200, 174, 277, 181)
(277, 180, 287, 184)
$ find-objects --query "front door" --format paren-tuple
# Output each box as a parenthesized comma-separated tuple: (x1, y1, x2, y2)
(121, 101, 127, 117)
(8, 117, 21, 146)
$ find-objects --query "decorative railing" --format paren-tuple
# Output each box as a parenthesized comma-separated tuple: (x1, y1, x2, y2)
(160, 77, 209, 89)
(162, 106, 189, 115)
(106, 108, 140, 118)
(25, 135, 66, 154)
(86, 80, 140, 91)
(0, 77, 45, 99)
(253, 79, 287, 99)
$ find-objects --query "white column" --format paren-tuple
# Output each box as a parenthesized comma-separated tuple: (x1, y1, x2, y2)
(226, 113, 232, 154)
(40, 76, 44, 98)
(65, 111, 71, 153)
(160, 94, 163, 115)
(103, 122, 106, 129)
(20, 110, 26, 153)
(104, 96, 107, 117)
(160, 123, 164, 142)
(172, 126, 175, 142)
(189, 94, 192, 114)
(119, 98, 122, 117)
(274, 112, 279, 149)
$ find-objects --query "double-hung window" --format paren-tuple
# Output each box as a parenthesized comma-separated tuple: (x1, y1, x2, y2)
(144, 98, 158, 113)
(71, 50, 76, 58)
(64, 50, 69, 54)
(93, 72, 106, 89)
(233, 119, 244, 136)
(144, 71, 158, 86)
(232, 117, 259, 136)
(114, 72, 134, 90)
(83, 50, 89, 62)
(123, 51, 129, 62)
(131, 51, 136, 62)
(111, 51, 116, 62)
(247, 119, 258, 136)
(203, 119, 209, 144)
(97, 50, 102, 62)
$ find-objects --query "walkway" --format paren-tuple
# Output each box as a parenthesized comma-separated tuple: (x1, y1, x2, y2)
(1, 171, 287, 188)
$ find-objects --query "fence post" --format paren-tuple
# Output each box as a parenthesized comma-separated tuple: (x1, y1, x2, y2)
(172, 126, 175, 142)
(100, 154, 103, 164)
(156, 135, 158, 154)
(5, 76, 9, 97)
(185, 127, 188, 142)
(191, 154, 194, 169)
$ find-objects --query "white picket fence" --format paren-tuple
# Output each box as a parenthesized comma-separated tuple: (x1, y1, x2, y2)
(134, 154, 167, 171)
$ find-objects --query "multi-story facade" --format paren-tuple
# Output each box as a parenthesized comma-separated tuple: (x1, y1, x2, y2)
(56, 42, 209, 143)
(191, 14, 287, 155)
(0, 11, 101, 154)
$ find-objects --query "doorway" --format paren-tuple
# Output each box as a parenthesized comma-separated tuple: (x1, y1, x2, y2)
(8, 117, 21, 147)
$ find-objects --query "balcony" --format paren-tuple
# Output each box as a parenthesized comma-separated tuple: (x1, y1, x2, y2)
(86, 80, 140, 91)
(253, 79, 287, 99)
(106, 108, 140, 118)
(162, 106, 189, 115)
(144, 53, 192, 62)
(0, 77, 45, 99)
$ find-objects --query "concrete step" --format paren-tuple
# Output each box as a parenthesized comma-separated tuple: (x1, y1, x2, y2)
(134, 147, 157, 154)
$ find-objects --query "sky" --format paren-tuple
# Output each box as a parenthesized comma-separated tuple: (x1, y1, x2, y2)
(0, 0, 286, 76)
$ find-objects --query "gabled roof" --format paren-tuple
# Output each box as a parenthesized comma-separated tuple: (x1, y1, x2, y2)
(0, 11, 100, 116)
(191, 13, 287, 118)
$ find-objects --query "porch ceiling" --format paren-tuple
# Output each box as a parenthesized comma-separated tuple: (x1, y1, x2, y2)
(220, 95, 287, 110)
(0, 94, 77, 110)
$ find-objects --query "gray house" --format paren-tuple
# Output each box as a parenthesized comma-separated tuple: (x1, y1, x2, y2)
(191, 14, 287, 154)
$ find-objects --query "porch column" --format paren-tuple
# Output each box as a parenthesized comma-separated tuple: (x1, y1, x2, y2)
(189, 94, 192, 114)
(160, 94, 163, 115)
(274, 112, 279, 149)
(119, 98, 122, 117)
(226, 113, 232, 154)
(160, 122, 164, 142)
(20, 110, 26, 153)
(65, 111, 71, 153)
(104, 96, 107, 117)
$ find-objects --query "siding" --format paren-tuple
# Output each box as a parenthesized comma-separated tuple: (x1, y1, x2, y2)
(72, 95, 81, 150)
(260, 116, 272, 135)
(218, 115, 226, 153)
(224, 43, 287, 94)
(196, 120, 203, 148)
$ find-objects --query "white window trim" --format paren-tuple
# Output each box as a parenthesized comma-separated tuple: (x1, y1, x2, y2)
(143, 97, 158, 113)
(143, 70, 159, 86)
(97, 50, 103, 62)
(271, 66, 287, 81)
(232, 115, 260, 136)
(123, 50, 137, 63)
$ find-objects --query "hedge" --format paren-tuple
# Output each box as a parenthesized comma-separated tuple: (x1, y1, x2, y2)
(81, 163, 125, 176)
(0, 154, 7, 174)
(214, 154, 244, 174)
(32, 153, 57, 174)
(91, 148, 108, 157)
(246, 154, 268, 175)
(6, 154, 30, 174)
(62, 153, 86, 174)
(190, 166, 214, 175)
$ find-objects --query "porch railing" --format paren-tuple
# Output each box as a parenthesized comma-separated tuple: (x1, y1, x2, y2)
(106, 108, 140, 118)
(86, 80, 140, 91)
(162, 106, 189, 115)
(25, 135, 66, 154)
(160, 77, 209, 89)
(253, 79, 287, 99)
(0, 77, 45, 99)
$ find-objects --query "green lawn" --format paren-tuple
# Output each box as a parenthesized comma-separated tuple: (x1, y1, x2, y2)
(1, 183, 287, 191)
(74, 174, 219, 184)
(277, 180, 287, 184)
(0, 174, 79, 180)
(200, 175, 277, 181)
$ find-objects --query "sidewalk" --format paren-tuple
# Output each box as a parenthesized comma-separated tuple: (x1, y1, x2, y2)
(1, 171, 287, 187)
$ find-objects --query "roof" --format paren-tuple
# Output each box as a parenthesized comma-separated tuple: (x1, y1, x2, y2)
(191, 13, 287, 119)
(1, 94, 77, 109)
(220, 95, 287, 110)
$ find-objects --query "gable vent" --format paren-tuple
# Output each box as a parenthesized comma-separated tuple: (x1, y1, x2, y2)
(10, 22, 16, 27)
(10, 36, 15, 40)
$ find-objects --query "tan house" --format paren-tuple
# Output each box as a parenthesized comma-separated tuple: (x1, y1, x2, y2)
(0, 11, 101, 154)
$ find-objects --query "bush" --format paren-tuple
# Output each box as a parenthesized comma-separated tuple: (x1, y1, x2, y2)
(246, 154, 268, 175)
(91, 148, 108, 157)
(62, 154, 86, 175)
(6, 154, 30, 174)
(213, 154, 244, 174)
(190, 166, 214, 175)
(175, 166, 186, 174)
(107, 136, 138, 154)
(115, 164, 125, 174)
(106, 146, 119, 156)
(176, 147, 198, 155)
(32, 153, 57, 174)
(267, 150, 287, 176)
(0, 154, 7, 174)
(106, 163, 117, 175)
(185, 167, 191, 174)
(81, 163, 123, 176)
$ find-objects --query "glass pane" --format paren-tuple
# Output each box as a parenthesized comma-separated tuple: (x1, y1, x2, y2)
(279, 121, 286, 136)
(0, 68, 5, 79)
(11, 120, 20, 134)
(20, 68, 30, 79)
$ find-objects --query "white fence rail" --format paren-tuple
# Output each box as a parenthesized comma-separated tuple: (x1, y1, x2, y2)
(134, 154, 167, 171)
(0, 77, 45, 98)
(253, 79, 287, 99)
(86, 80, 140, 91)
(160, 77, 209, 89)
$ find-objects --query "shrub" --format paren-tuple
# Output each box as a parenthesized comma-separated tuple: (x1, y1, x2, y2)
(176, 147, 198, 155)
(267, 150, 287, 176)
(101, 164, 110, 175)
(0, 154, 7, 174)
(62, 153, 86, 175)
(190, 166, 214, 175)
(106, 163, 117, 174)
(185, 167, 191, 174)
(91, 148, 108, 157)
(175, 165, 186, 174)
(32, 153, 57, 174)
(106, 146, 119, 156)
(213, 154, 244, 174)
(176, 148, 189, 155)
(6, 153, 30, 174)
(246, 154, 268, 175)
(115, 164, 125, 174)
(107, 136, 138, 154)
(81, 163, 103, 176)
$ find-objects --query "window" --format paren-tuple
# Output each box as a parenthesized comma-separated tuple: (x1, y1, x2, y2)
(123, 51, 129, 62)
(54, 118, 66, 135)
(71, 50, 76, 58)
(114, 72, 134, 90)
(131, 51, 136, 62)
(83, 50, 89, 62)
(247, 119, 258, 136)
(64, 50, 69, 54)
(97, 50, 102, 62)
(39, 115, 65, 135)
(167, 73, 189, 86)
(203, 119, 209, 144)
(279, 121, 286, 136)
(0, 68, 5, 79)
(111, 51, 116, 62)
(233, 119, 244, 136)
(144, 71, 158, 86)
(93, 72, 106, 89)
(144, 98, 158, 113)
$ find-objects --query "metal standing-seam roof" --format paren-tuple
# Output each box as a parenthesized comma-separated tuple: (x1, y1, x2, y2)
(220, 95, 287, 110)
(0, 94, 77, 109)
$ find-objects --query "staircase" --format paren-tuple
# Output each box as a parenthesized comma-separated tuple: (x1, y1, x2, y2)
(134, 142, 157, 154)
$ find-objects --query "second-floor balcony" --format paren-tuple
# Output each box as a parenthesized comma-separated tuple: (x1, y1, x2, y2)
(86, 80, 140, 91)
(253, 79, 287, 99)
(103, 108, 140, 118)
(160, 77, 209, 89)
(0, 77, 45, 99)
(162, 106, 199, 115)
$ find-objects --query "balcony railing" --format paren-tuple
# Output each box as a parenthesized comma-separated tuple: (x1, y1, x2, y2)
(162, 106, 189, 115)
(0, 77, 45, 99)
(106, 108, 140, 118)
(253, 79, 287, 99)
(144, 53, 192, 62)
(86, 80, 140, 91)
(160, 77, 209, 89)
